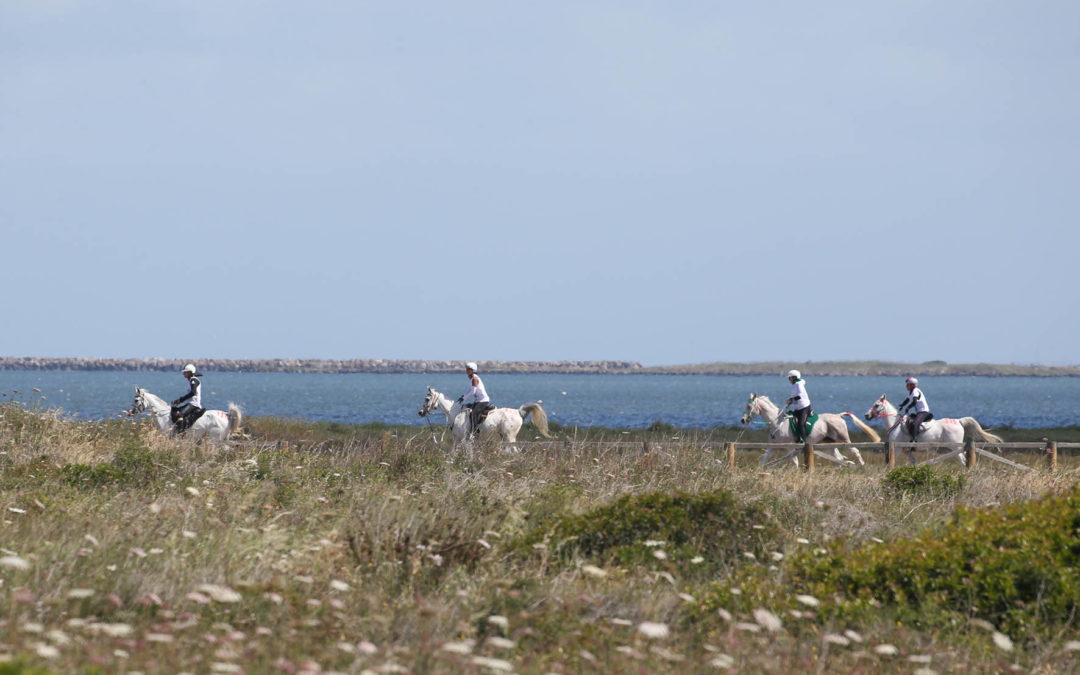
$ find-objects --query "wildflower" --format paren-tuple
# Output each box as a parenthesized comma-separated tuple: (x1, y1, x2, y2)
(717, 609, 732, 622)
(85, 534, 100, 547)
(649, 646, 685, 662)
(874, 644, 899, 656)
(795, 595, 819, 607)
(477, 539, 492, 549)
(197, 584, 242, 603)
(183, 530, 197, 539)
(616, 645, 644, 659)
(146, 633, 175, 643)
(644, 540, 665, 547)
(908, 654, 932, 664)
(67, 589, 95, 599)
(992, 632, 1014, 651)
(186, 592, 211, 604)
(210, 663, 242, 673)
(753, 609, 782, 632)
(7, 507, 26, 514)
(678, 593, 696, 604)
(0, 556, 30, 570)
(46, 629, 71, 646)
(358, 640, 377, 654)
(98, 623, 134, 638)
(710, 653, 735, 668)
(35, 644, 60, 659)
(742, 552, 757, 560)
(471, 656, 513, 671)
(796, 538, 810, 544)
(329, 580, 350, 592)
(1064, 641, 1080, 652)
(486, 637, 515, 650)
(637, 622, 670, 639)
(581, 565, 607, 578)
(653, 550, 668, 560)
(823, 633, 850, 646)
(185, 487, 201, 497)
(487, 615, 509, 632)
(734, 623, 761, 633)
(690, 556, 705, 564)
(844, 630, 863, 643)
(440, 640, 475, 655)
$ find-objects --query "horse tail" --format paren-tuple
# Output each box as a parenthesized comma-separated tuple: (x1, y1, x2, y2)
(959, 417, 1004, 443)
(227, 403, 242, 437)
(518, 402, 552, 438)
(841, 411, 880, 443)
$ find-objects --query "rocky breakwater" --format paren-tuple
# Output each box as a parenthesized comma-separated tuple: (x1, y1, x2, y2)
(0, 357, 644, 374)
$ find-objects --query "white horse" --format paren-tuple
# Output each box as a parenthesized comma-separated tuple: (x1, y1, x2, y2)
(740, 393, 880, 467)
(129, 387, 241, 442)
(864, 394, 1003, 464)
(418, 387, 551, 452)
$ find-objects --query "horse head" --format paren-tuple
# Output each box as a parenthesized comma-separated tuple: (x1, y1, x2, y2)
(418, 387, 439, 418)
(740, 393, 759, 425)
(129, 387, 147, 416)
(864, 394, 888, 421)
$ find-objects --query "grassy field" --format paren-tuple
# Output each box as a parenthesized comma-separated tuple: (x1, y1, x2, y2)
(1, 403, 1079, 674)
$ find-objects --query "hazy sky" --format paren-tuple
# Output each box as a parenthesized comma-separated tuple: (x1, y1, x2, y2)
(3, 2, 1077, 365)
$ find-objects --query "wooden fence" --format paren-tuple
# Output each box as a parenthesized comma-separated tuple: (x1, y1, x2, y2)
(509, 439, 1079, 473)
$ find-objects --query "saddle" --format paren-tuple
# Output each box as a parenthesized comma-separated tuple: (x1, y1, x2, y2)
(787, 411, 819, 439)
(171, 406, 206, 433)
(904, 414, 933, 440)
(468, 403, 496, 434)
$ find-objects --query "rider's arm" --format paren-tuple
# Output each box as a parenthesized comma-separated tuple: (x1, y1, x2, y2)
(172, 378, 199, 406)
(458, 376, 479, 403)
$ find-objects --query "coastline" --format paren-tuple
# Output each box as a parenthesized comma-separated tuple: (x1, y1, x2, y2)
(1, 356, 1077, 376)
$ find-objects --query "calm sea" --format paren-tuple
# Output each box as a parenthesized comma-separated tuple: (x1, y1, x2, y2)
(0, 371, 1075, 429)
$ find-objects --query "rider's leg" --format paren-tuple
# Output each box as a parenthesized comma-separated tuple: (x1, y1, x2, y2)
(793, 407, 808, 443)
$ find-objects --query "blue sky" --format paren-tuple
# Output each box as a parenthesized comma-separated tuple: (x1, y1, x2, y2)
(3, 2, 1078, 365)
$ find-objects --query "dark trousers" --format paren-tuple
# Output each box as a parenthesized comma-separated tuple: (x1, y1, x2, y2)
(173, 404, 202, 432)
(908, 411, 933, 440)
(464, 402, 493, 434)
(792, 406, 811, 442)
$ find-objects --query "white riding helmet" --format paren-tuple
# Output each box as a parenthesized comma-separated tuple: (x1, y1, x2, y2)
(465, 362, 478, 371)
(786, 370, 801, 379)
(183, 363, 197, 374)
(906, 376, 918, 386)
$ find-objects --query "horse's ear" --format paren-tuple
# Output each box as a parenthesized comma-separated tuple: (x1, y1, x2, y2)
(427, 386, 432, 392)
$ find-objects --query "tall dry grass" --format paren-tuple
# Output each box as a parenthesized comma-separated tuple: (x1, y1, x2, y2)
(0, 403, 1077, 673)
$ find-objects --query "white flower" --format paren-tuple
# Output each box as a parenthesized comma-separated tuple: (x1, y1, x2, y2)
(690, 556, 705, 564)
(67, 588, 95, 599)
(644, 540, 665, 547)
(487, 615, 509, 632)
(185, 487, 201, 497)
(470, 656, 513, 672)
(844, 629, 863, 643)
(329, 580, 350, 592)
(581, 565, 607, 578)
(0, 556, 31, 570)
(795, 595, 819, 607)
(752, 609, 782, 632)
(637, 622, 670, 639)
(734, 622, 761, 633)
(440, 640, 475, 655)
(710, 653, 735, 668)
(823, 633, 850, 646)
(196, 584, 242, 603)
(1065, 640, 1080, 652)
(678, 593, 696, 604)
(874, 644, 899, 656)
(992, 631, 1014, 651)
(653, 550, 668, 560)
(35, 643, 60, 659)
(486, 637, 516, 650)
(98, 623, 134, 638)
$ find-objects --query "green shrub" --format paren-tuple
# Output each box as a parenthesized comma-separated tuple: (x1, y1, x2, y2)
(883, 465, 965, 498)
(515, 489, 779, 574)
(788, 487, 1080, 638)
(61, 439, 167, 488)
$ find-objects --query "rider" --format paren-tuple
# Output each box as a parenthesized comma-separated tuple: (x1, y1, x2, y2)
(456, 362, 492, 435)
(785, 369, 812, 443)
(171, 363, 204, 433)
(897, 376, 932, 440)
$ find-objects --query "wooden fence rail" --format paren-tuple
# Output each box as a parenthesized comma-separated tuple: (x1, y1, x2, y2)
(510, 439, 1080, 473)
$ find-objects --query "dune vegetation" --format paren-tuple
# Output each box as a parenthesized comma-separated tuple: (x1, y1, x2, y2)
(1, 401, 1079, 673)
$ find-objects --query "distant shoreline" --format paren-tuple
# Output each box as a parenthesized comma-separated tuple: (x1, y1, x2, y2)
(1, 357, 1077, 376)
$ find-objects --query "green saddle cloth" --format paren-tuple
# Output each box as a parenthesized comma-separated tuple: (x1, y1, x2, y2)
(788, 411, 819, 438)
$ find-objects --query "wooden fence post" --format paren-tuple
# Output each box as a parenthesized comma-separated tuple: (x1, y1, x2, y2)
(803, 443, 814, 473)
(885, 442, 895, 470)
(965, 438, 977, 469)
(1046, 440, 1058, 472)
(725, 442, 736, 471)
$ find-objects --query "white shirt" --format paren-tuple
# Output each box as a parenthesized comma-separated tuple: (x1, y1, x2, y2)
(907, 387, 929, 413)
(790, 379, 810, 410)
(461, 374, 490, 403)
(184, 376, 202, 408)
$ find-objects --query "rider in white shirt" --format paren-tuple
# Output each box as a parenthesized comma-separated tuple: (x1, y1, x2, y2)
(456, 362, 492, 434)
(171, 363, 204, 433)
(785, 369, 812, 443)
(897, 376, 933, 440)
